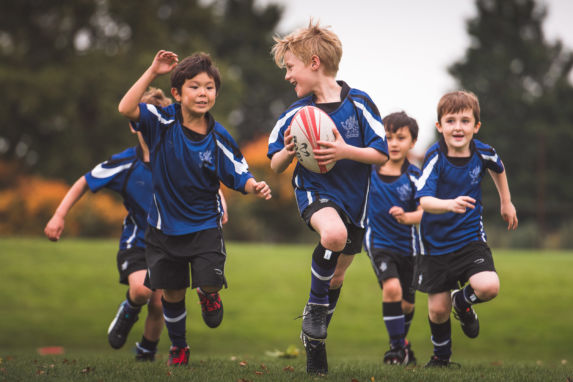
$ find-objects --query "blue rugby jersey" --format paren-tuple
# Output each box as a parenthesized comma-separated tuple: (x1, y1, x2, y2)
(415, 139, 504, 255)
(135, 102, 253, 235)
(365, 161, 422, 256)
(84, 146, 152, 250)
(267, 81, 388, 228)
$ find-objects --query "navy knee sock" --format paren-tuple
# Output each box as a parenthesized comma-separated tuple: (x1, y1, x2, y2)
(454, 284, 485, 311)
(429, 317, 451, 360)
(162, 297, 187, 348)
(308, 244, 339, 305)
(383, 302, 405, 349)
(325, 286, 342, 327)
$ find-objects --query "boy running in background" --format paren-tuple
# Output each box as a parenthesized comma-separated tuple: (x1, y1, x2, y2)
(364, 111, 422, 366)
(269, 21, 388, 375)
(44, 88, 171, 361)
(415, 90, 518, 367)
(118, 50, 271, 366)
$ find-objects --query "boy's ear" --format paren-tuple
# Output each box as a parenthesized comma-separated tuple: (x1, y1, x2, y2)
(474, 121, 482, 134)
(310, 55, 321, 71)
(435, 121, 443, 133)
(171, 87, 181, 102)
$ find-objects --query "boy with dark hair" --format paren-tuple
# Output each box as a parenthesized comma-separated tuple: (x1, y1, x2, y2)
(45, 87, 172, 361)
(269, 21, 388, 375)
(118, 50, 271, 366)
(364, 111, 422, 366)
(415, 90, 518, 367)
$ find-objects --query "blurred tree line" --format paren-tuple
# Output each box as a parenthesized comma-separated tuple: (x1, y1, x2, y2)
(449, 0, 573, 247)
(1, 0, 572, 247)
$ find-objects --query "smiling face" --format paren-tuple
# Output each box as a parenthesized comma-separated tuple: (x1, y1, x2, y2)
(386, 126, 416, 163)
(436, 108, 481, 156)
(283, 50, 317, 98)
(171, 72, 217, 118)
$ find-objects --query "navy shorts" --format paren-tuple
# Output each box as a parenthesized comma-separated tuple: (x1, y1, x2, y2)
(414, 241, 496, 294)
(367, 248, 416, 303)
(116, 247, 148, 285)
(302, 199, 365, 255)
(144, 226, 227, 290)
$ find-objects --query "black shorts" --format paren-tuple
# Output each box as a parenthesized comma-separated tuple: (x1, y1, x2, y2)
(414, 241, 496, 294)
(367, 248, 416, 303)
(302, 199, 365, 255)
(116, 247, 148, 285)
(144, 226, 227, 290)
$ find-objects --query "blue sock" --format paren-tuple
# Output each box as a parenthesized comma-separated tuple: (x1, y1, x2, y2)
(124, 290, 143, 315)
(325, 286, 342, 327)
(404, 309, 414, 338)
(454, 285, 485, 311)
(309, 259, 334, 305)
(429, 318, 451, 360)
(383, 302, 405, 349)
(162, 297, 187, 348)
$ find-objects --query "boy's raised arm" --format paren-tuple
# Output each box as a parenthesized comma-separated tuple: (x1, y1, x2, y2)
(118, 50, 179, 121)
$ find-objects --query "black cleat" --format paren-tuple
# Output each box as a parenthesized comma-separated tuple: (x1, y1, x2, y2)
(196, 288, 223, 328)
(383, 340, 416, 366)
(301, 303, 328, 340)
(451, 289, 480, 338)
(301, 332, 328, 375)
(135, 342, 156, 362)
(424, 355, 461, 368)
(107, 302, 139, 349)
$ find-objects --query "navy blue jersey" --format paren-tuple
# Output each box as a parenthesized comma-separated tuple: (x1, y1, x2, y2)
(267, 82, 388, 228)
(415, 139, 504, 255)
(365, 161, 422, 256)
(84, 146, 152, 250)
(135, 103, 253, 235)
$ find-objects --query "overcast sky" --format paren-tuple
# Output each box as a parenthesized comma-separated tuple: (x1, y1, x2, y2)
(256, 0, 573, 154)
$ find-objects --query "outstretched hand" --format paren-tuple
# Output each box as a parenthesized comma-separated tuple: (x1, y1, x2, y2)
(253, 180, 272, 200)
(450, 196, 476, 214)
(314, 127, 347, 166)
(150, 50, 179, 76)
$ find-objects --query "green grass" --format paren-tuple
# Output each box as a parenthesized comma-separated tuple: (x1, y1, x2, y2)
(1, 238, 573, 381)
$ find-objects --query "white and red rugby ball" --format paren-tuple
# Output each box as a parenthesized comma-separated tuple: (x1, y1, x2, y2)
(289, 105, 337, 173)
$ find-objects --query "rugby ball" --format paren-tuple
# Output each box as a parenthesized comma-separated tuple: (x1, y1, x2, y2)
(289, 106, 337, 173)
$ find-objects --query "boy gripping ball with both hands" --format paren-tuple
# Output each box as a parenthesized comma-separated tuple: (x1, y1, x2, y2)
(364, 111, 423, 366)
(415, 90, 518, 367)
(118, 50, 271, 366)
(268, 21, 388, 375)
(44, 88, 172, 361)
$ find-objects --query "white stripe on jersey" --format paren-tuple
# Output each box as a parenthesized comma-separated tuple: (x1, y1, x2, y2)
(480, 152, 499, 163)
(358, 175, 371, 228)
(416, 154, 439, 191)
(352, 100, 386, 140)
(153, 194, 162, 230)
(125, 215, 138, 249)
(216, 139, 249, 174)
(417, 225, 426, 255)
(268, 106, 303, 145)
(410, 225, 417, 256)
(146, 104, 174, 125)
(91, 162, 132, 179)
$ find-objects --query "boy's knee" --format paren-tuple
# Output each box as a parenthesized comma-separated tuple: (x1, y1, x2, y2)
(130, 285, 152, 301)
(429, 306, 451, 322)
(320, 227, 347, 252)
(382, 278, 402, 301)
(476, 283, 499, 301)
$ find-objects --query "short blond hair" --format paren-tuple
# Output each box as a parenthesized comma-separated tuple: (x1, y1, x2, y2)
(271, 20, 342, 77)
(437, 90, 480, 124)
(141, 87, 172, 107)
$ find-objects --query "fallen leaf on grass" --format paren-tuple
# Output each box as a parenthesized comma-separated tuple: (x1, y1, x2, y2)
(491, 361, 503, 366)
(260, 363, 267, 370)
(351, 379, 359, 382)
(37, 347, 64, 356)
(255, 371, 263, 375)
(239, 361, 248, 367)
(265, 345, 300, 359)
(283, 366, 294, 372)
(36, 369, 45, 375)
(371, 377, 375, 382)
(81, 366, 94, 374)
(562, 359, 568, 365)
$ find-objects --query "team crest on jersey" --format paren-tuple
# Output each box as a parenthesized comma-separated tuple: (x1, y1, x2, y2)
(397, 183, 412, 202)
(340, 115, 360, 138)
(469, 165, 481, 185)
(199, 150, 213, 166)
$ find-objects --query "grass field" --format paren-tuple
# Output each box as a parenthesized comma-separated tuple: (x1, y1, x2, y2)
(1, 238, 572, 381)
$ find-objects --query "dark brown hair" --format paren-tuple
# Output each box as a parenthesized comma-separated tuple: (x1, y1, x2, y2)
(382, 111, 418, 140)
(437, 90, 480, 124)
(170, 52, 221, 94)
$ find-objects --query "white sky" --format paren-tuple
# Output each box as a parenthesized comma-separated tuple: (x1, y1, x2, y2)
(256, 0, 573, 154)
